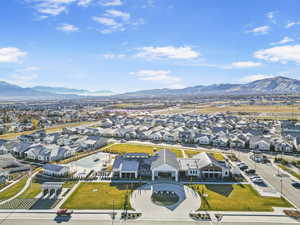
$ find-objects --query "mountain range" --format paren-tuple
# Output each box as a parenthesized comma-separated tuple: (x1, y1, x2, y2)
(118, 76, 300, 97)
(0, 76, 300, 100)
(31, 86, 114, 96)
(0, 82, 114, 100)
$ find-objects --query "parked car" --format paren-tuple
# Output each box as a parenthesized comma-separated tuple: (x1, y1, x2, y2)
(250, 175, 261, 180)
(245, 169, 256, 175)
(239, 165, 248, 171)
(291, 182, 300, 189)
(253, 178, 264, 183)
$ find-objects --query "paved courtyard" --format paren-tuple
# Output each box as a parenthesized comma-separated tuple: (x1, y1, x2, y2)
(130, 183, 200, 220)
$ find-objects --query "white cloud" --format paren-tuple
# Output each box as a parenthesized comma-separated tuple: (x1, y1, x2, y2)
(230, 61, 262, 68)
(77, 0, 92, 6)
(136, 46, 200, 60)
(104, 9, 130, 21)
(239, 74, 274, 83)
(18, 66, 40, 72)
(0, 47, 27, 63)
(270, 36, 294, 45)
(57, 23, 79, 32)
(286, 21, 300, 28)
(93, 9, 141, 34)
(5, 67, 40, 86)
(103, 53, 125, 59)
(254, 45, 300, 64)
(92, 16, 124, 32)
(248, 25, 270, 35)
(27, 0, 76, 16)
(10, 73, 39, 82)
(24, 0, 91, 16)
(130, 70, 183, 88)
(266, 11, 276, 23)
(100, 0, 123, 6)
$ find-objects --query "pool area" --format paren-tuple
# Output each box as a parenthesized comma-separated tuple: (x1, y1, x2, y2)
(66, 152, 113, 172)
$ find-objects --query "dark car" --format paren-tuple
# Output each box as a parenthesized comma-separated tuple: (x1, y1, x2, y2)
(291, 182, 300, 188)
(245, 169, 256, 174)
(240, 165, 248, 171)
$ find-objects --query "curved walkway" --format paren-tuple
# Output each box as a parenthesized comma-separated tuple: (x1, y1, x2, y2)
(0, 171, 39, 205)
(130, 183, 200, 220)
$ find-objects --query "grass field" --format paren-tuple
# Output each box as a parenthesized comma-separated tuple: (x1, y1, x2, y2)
(0, 121, 97, 140)
(194, 105, 300, 114)
(103, 143, 183, 157)
(185, 150, 225, 160)
(62, 181, 77, 189)
(191, 184, 292, 211)
(0, 177, 28, 201)
(18, 182, 41, 199)
(61, 183, 136, 210)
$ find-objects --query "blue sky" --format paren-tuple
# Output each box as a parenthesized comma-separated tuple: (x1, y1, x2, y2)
(1, 0, 300, 93)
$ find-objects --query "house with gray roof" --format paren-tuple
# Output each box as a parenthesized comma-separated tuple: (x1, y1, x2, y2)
(43, 164, 70, 177)
(151, 149, 180, 181)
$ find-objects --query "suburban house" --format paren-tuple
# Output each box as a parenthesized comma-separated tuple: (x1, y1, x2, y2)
(112, 149, 231, 181)
(249, 137, 271, 151)
(42, 164, 70, 177)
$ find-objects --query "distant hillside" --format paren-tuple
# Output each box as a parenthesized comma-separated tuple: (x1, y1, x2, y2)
(118, 76, 300, 97)
(32, 86, 114, 96)
(0, 81, 56, 99)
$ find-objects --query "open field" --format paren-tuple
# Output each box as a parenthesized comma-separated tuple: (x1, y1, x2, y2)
(194, 105, 300, 114)
(0, 177, 28, 201)
(191, 184, 292, 211)
(0, 121, 97, 140)
(185, 149, 225, 160)
(61, 182, 136, 210)
(103, 143, 183, 157)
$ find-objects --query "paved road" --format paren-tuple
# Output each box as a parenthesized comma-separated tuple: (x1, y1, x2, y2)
(0, 219, 298, 225)
(238, 152, 300, 209)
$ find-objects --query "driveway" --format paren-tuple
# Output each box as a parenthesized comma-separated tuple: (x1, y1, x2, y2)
(130, 183, 200, 220)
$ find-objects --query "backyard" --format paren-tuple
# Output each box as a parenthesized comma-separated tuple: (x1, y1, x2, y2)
(191, 184, 292, 211)
(61, 182, 137, 210)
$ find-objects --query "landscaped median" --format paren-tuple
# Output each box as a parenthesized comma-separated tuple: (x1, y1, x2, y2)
(61, 182, 140, 210)
(0, 176, 28, 201)
(190, 184, 292, 212)
(17, 182, 41, 199)
(278, 164, 300, 180)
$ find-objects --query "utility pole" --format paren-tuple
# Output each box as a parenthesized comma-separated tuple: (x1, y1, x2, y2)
(112, 200, 115, 220)
(280, 176, 283, 197)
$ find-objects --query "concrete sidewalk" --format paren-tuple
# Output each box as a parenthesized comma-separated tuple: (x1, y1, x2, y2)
(0, 171, 39, 205)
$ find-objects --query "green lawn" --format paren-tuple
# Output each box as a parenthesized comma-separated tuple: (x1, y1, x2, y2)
(185, 150, 225, 160)
(18, 182, 41, 199)
(103, 143, 183, 157)
(0, 177, 28, 201)
(61, 182, 136, 210)
(191, 184, 292, 211)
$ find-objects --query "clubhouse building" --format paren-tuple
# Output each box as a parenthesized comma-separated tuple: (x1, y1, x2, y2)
(112, 149, 230, 181)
